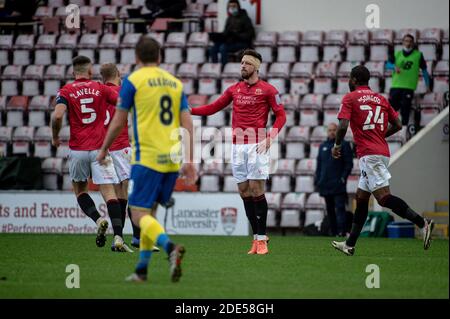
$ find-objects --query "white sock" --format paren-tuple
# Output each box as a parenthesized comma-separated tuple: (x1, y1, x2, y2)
(257, 235, 267, 241)
(253, 234, 258, 240)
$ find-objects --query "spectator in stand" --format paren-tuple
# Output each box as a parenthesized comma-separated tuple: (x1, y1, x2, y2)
(209, 0, 255, 66)
(132, 0, 187, 33)
(315, 123, 353, 237)
(386, 34, 432, 127)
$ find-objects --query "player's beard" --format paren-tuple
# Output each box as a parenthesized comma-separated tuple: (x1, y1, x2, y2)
(241, 69, 254, 80)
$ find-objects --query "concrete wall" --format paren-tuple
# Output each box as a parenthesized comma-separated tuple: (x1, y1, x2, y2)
(218, 0, 449, 32)
(386, 107, 449, 215)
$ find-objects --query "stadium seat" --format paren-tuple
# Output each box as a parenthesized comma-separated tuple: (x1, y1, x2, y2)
(1, 80, 19, 97)
(202, 160, 224, 176)
(23, 65, 44, 80)
(29, 96, 50, 127)
(324, 94, 344, 109)
(305, 192, 326, 210)
(295, 175, 315, 193)
(204, 2, 218, 17)
(419, 44, 437, 61)
(299, 110, 319, 126)
(198, 78, 217, 95)
(98, 5, 117, 18)
(199, 63, 221, 78)
(36, 34, 57, 49)
(346, 45, 365, 62)
(419, 28, 442, 44)
(1, 65, 22, 80)
(222, 63, 240, 78)
(310, 126, 327, 142)
(200, 175, 220, 192)
(301, 30, 324, 46)
(13, 50, 31, 66)
(164, 48, 183, 64)
(351, 158, 360, 175)
(433, 77, 449, 93)
(159, 63, 177, 76)
(34, 127, 52, 158)
(180, 78, 195, 95)
(206, 110, 226, 127)
(300, 46, 319, 62)
(12, 126, 34, 156)
(338, 62, 361, 77)
(336, 78, 350, 94)
(280, 94, 300, 110)
(268, 63, 291, 78)
(433, 61, 449, 76)
(280, 210, 300, 228)
(183, 2, 204, 18)
(349, 29, 370, 45)
(255, 46, 274, 63)
(266, 192, 282, 211)
(323, 110, 339, 126)
(296, 159, 317, 176)
(271, 175, 292, 193)
(285, 142, 305, 160)
(368, 78, 380, 92)
(313, 78, 332, 95)
(99, 49, 117, 64)
(78, 34, 99, 49)
(281, 192, 306, 210)
(283, 109, 296, 127)
(300, 94, 324, 110)
(34, 50, 52, 66)
(44, 80, 61, 96)
(285, 126, 310, 143)
(0, 126, 13, 145)
(177, 63, 198, 78)
(304, 210, 324, 226)
(370, 45, 389, 61)
(277, 46, 297, 63)
(442, 44, 449, 61)
(371, 29, 394, 45)
(291, 62, 314, 78)
(273, 159, 296, 175)
(315, 62, 338, 78)
(365, 61, 385, 78)
(290, 78, 311, 95)
(14, 35, 35, 50)
(6, 96, 28, 127)
(278, 31, 301, 46)
(268, 78, 286, 94)
(223, 175, 238, 192)
(79, 6, 96, 18)
(0, 50, 10, 66)
(323, 45, 342, 62)
(346, 175, 359, 194)
(22, 80, 40, 97)
(394, 28, 419, 44)
(267, 209, 278, 228)
(56, 49, 74, 65)
(120, 33, 142, 49)
(419, 93, 443, 109)
(42, 157, 63, 190)
(420, 108, 440, 126)
(309, 142, 320, 159)
(0, 35, 13, 50)
(221, 78, 236, 93)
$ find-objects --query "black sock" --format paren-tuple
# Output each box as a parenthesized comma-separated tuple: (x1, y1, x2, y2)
(118, 199, 127, 230)
(128, 206, 140, 238)
(254, 194, 268, 236)
(77, 193, 101, 223)
(346, 199, 369, 247)
(380, 195, 425, 228)
(107, 199, 123, 237)
(242, 196, 258, 236)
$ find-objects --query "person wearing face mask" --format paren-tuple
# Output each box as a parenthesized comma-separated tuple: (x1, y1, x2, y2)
(386, 34, 432, 127)
(209, 0, 256, 65)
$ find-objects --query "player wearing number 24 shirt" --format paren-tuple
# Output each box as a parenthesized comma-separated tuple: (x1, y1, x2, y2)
(330, 65, 434, 256)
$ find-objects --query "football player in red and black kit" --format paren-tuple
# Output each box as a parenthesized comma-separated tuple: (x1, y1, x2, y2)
(191, 49, 286, 255)
(331, 65, 434, 256)
(51, 56, 131, 252)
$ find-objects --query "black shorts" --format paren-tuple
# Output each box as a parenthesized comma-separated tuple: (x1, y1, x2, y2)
(389, 88, 414, 111)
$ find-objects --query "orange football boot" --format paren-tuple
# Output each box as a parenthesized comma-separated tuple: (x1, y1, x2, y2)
(247, 240, 258, 254)
(256, 240, 269, 255)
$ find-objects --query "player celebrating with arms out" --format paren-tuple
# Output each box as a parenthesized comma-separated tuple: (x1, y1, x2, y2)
(52, 56, 129, 251)
(331, 65, 434, 256)
(191, 49, 286, 255)
(97, 37, 197, 282)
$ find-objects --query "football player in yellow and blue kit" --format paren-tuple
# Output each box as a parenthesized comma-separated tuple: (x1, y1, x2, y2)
(97, 36, 197, 282)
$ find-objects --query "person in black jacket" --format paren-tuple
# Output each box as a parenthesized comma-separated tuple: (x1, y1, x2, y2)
(144, 0, 187, 19)
(315, 123, 353, 236)
(209, 0, 255, 65)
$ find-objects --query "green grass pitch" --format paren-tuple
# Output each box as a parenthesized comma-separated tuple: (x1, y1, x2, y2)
(0, 234, 448, 299)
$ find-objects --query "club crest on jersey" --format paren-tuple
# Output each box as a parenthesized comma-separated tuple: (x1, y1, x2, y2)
(255, 88, 263, 95)
(221, 207, 238, 235)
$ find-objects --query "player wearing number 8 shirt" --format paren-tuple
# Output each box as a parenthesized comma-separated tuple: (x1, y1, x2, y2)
(51, 56, 130, 252)
(330, 65, 434, 256)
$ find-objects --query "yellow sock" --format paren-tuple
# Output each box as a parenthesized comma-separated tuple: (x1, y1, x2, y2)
(139, 215, 165, 250)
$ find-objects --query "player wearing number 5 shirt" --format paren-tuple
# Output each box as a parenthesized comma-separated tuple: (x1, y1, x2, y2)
(330, 65, 434, 256)
(51, 56, 131, 252)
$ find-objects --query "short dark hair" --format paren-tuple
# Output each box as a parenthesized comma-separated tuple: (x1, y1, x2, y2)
(228, 0, 241, 9)
(135, 36, 160, 64)
(241, 49, 263, 63)
(403, 34, 415, 42)
(72, 55, 92, 74)
(350, 65, 370, 85)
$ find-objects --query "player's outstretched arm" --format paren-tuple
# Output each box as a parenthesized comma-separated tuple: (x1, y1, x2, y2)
(385, 117, 402, 138)
(51, 103, 67, 147)
(332, 119, 349, 159)
(180, 110, 198, 185)
(257, 91, 286, 154)
(190, 90, 232, 116)
(97, 109, 128, 164)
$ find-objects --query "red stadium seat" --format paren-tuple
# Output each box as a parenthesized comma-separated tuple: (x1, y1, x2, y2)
(295, 175, 314, 193)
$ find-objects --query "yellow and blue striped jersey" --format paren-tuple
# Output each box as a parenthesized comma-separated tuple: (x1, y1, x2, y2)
(118, 66, 189, 173)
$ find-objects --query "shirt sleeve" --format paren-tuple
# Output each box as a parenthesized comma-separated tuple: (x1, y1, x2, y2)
(180, 92, 189, 112)
(267, 88, 286, 139)
(385, 98, 399, 123)
(55, 87, 69, 106)
(190, 86, 233, 116)
(337, 94, 352, 120)
(102, 84, 119, 106)
(118, 76, 136, 111)
(419, 52, 428, 70)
